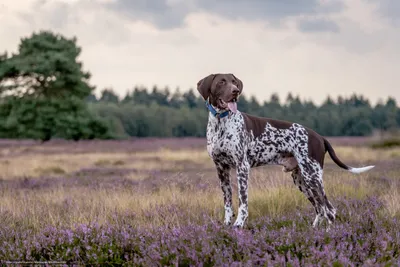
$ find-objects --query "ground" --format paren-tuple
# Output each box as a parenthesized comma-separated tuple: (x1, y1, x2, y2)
(0, 137, 399, 265)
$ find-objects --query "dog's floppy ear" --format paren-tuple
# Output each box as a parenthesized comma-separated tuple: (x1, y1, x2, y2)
(232, 74, 243, 94)
(197, 74, 216, 100)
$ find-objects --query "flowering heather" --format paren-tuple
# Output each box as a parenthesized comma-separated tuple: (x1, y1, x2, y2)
(0, 197, 399, 266)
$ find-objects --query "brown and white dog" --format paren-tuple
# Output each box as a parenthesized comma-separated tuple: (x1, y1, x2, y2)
(197, 73, 375, 228)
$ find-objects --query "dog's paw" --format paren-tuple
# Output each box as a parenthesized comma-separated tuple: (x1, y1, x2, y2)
(223, 220, 232, 226)
(232, 220, 245, 228)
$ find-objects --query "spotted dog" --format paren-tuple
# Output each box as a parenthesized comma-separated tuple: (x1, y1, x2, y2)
(197, 73, 375, 228)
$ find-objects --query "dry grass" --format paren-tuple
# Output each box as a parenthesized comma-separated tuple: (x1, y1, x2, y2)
(1, 186, 219, 230)
(0, 145, 396, 179)
(0, 175, 381, 232)
(0, 153, 127, 179)
(0, 141, 399, 232)
(0, 184, 308, 231)
(324, 146, 400, 165)
(138, 148, 209, 162)
(381, 183, 400, 217)
(0, 146, 211, 179)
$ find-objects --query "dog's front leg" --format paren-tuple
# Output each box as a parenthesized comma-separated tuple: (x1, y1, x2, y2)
(215, 162, 234, 225)
(233, 160, 250, 228)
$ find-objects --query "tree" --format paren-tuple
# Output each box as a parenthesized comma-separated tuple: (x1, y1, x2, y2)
(397, 108, 400, 127)
(322, 95, 335, 106)
(383, 97, 398, 133)
(169, 87, 184, 108)
(85, 93, 98, 103)
(121, 90, 133, 103)
(270, 93, 280, 106)
(132, 86, 151, 105)
(182, 89, 198, 108)
(99, 88, 119, 103)
(0, 30, 110, 141)
(248, 96, 260, 114)
(285, 92, 294, 106)
(0, 31, 93, 99)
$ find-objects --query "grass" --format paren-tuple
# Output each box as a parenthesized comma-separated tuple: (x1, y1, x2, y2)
(381, 183, 400, 217)
(370, 137, 400, 149)
(0, 142, 398, 230)
(0, 152, 127, 179)
(0, 138, 399, 265)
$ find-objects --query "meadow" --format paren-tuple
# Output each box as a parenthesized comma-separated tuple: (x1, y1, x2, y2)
(0, 137, 400, 266)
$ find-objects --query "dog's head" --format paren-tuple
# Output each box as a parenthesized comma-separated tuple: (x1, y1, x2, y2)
(197, 73, 243, 113)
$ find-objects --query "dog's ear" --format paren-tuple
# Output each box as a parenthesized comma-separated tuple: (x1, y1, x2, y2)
(232, 74, 243, 94)
(197, 74, 216, 100)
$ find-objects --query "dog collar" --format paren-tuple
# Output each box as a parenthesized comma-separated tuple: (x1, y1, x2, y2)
(205, 101, 230, 118)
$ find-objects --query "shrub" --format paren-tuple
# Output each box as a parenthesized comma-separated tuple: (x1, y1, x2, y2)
(370, 138, 400, 149)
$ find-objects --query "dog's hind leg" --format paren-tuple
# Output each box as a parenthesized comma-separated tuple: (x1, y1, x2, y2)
(292, 165, 336, 228)
(291, 124, 335, 228)
(291, 168, 323, 226)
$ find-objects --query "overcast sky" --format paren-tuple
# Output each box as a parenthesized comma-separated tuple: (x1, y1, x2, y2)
(1, 0, 399, 105)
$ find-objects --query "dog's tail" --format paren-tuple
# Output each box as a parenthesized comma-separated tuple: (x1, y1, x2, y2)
(323, 138, 375, 174)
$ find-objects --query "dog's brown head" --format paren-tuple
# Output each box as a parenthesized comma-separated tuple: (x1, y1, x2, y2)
(197, 73, 243, 113)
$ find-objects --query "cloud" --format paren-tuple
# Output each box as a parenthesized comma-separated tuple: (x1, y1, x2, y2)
(19, 1, 72, 30)
(103, 0, 193, 29)
(196, 0, 344, 21)
(297, 18, 340, 33)
(12, 0, 134, 46)
(105, 0, 345, 30)
(366, 0, 400, 25)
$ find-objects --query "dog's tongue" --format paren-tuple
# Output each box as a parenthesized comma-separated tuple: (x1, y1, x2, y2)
(227, 102, 238, 113)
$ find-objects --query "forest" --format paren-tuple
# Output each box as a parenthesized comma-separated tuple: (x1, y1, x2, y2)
(88, 86, 400, 138)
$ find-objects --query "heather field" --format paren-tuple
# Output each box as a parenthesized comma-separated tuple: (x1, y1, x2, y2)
(1, 137, 400, 266)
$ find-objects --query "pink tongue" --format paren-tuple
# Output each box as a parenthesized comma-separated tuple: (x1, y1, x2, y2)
(227, 102, 238, 113)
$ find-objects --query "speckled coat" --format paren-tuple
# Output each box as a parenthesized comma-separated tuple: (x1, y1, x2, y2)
(206, 109, 336, 228)
(199, 73, 374, 229)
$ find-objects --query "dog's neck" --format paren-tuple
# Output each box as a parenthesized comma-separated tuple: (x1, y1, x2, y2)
(205, 101, 230, 120)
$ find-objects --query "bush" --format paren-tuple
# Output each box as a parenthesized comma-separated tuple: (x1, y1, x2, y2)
(370, 138, 400, 149)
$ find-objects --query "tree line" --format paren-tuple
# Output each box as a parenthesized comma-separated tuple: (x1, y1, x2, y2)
(1, 30, 399, 141)
(88, 86, 400, 138)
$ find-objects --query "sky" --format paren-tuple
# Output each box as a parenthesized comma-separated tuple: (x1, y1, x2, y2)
(1, 0, 399, 105)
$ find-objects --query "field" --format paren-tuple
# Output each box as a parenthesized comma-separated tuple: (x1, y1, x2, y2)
(1, 137, 400, 266)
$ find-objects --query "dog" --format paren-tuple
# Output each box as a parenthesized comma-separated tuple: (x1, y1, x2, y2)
(197, 73, 375, 228)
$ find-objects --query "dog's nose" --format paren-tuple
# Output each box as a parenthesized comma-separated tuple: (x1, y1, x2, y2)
(232, 87, 240, 95)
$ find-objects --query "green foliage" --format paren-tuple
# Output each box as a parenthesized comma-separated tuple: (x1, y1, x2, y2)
(0, 96, 110, 141)
(99, 88, 119, 103)
(88, 101, 208, 138)
(88, 88, 400, 139)
(0, 30, 110, 141)
(0, 31, 93, 99)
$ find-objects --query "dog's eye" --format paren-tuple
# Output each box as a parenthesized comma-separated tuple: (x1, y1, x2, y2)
(232, 80, 237, 85)
(218, 80, 226, 85)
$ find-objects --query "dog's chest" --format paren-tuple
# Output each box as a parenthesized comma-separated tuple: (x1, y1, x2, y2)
(206, 114, 246, 164)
